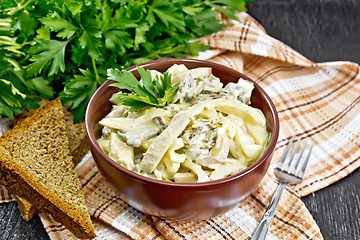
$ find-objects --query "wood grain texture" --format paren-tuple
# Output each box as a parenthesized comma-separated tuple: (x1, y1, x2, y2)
(0, 202, 49, 239)
(247, 0, 360, 64)
(0, 0, 359, 239)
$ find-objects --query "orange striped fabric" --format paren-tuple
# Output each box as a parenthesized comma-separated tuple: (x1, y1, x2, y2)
(0, 185, 14, 203)
(38, 155, 323, 240)
(2, 11, 360, 239)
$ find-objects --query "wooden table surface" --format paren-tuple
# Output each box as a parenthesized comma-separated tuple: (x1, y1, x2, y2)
(1, 0, 359, 239)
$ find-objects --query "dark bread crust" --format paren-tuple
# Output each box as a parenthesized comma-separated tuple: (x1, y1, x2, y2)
(11, 98, 90, 221)
(14, 195, 37, 221)
(0, 98, 95, 239)
(0, 157, 95, 239)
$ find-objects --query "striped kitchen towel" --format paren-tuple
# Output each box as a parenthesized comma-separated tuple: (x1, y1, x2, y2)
(40, 153, 323, 240)
(2, 11, 360, 239)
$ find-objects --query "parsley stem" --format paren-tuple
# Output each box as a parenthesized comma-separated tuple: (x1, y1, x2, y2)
(91, 56, 100, 84)
(9, 0, 34, 15)
(5, 57, 26, 85)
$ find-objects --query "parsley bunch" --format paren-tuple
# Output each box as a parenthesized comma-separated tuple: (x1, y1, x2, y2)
(0, 0, 252, 122)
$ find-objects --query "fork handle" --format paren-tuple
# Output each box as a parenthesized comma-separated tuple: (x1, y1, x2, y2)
(251, 182, 287, 240)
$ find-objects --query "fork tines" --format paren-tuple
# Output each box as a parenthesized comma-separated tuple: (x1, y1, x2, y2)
(275, 135, 314, 181)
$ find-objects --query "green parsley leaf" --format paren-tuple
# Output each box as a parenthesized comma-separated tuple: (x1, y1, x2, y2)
(147, 0, 185, 31)
(0, 100, 22, 119)
(27, 77, 55, 99)
(60, 68, 103, 122)
(0, 0, 252, 122)
(0, 78, 27, 118)
(12, 11, 39, 38)
(36, 27, 51, 40)
(70, 41, 88, 67)
(186, 8, 225, 37)
(115, 95, 154, 112)
(39, 11, 78, 39)
(134, 22, 149, 51)
(27, 39, 70, 77)
(182, 5, 204, 16)
(104, 30, 134, 51)
(213, 0, 252, 13)
(78, 26, 102, 59)
(108, 66, 179, 112)
(0, 78, 26, 103)
(64, 1, 84, 16)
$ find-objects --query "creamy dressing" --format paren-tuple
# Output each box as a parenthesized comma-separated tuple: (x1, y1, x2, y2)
(98, 64, 268, 183)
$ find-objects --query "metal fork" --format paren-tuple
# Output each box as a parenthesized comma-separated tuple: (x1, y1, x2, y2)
(251, 135, 314, 240)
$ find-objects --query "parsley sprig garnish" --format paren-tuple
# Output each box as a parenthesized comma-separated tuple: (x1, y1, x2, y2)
(108, 67, 179, 112)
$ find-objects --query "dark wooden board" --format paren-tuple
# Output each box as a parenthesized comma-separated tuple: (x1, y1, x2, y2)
(0, 202, 49, 239)
(1, 0, 359, 239)
(247, 1, 360, 239)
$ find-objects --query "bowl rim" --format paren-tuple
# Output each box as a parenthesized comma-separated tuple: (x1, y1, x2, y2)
(85, 58, 279, 189)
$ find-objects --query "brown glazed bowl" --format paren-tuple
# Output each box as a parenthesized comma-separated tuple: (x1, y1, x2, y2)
(86, 58, 279, 220)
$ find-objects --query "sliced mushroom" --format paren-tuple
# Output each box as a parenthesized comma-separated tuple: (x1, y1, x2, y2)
(153, 116, 168, 129)
(178, 73, 196, 103)
(224, 78, 254, 104)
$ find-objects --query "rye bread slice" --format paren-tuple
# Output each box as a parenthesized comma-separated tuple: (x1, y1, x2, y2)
(14, 97, 90, 166)
(12, 98, 90, 221)
(0, 98, 95, 239)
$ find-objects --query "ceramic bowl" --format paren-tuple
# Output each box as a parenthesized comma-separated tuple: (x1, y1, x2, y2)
(85, 58, 279, 220)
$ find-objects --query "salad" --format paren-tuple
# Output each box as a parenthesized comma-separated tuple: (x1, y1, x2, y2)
(97, 64, 268, 183)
